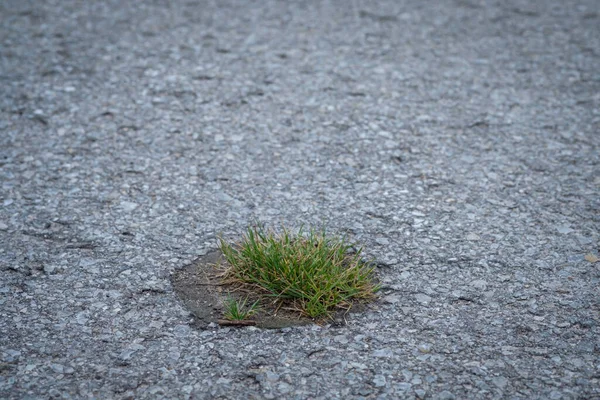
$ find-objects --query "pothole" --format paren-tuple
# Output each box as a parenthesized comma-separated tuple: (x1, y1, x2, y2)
(172, 251, 313, 329)
(172, 227, 379, 329)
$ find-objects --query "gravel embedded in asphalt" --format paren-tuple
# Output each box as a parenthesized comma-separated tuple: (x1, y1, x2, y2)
(1, 0, 599, 398)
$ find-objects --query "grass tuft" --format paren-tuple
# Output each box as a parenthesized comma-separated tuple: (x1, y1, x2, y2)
(218, 226, 379, 318)
(223, 296, 260, 321)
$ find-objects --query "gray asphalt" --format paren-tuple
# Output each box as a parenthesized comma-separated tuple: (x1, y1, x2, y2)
(1, 0, 599, 399)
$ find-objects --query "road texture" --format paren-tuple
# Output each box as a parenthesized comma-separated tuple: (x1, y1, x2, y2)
(1, 0, 599, 398)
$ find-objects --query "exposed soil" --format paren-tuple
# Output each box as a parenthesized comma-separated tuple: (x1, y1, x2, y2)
(172, 251, 316, 329)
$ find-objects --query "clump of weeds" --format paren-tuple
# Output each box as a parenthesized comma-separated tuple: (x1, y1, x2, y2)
(218, 226, 379, 319)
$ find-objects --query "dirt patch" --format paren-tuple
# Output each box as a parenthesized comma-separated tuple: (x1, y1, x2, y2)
(172, 251, 315, 329)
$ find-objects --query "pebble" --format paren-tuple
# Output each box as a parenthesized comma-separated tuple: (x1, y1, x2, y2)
(50, 363, 64, 374)
(334, 335, 348, 344)
(216, 192, 233, 202)
(43, 264, 58, 274)
(2, 350, 21, 362)
(372, 375, 386, 387)
(119, 349, 137, 361)
(265, 371, 279, 382)
(173, 325, 191, 337)
(120, 201, 138, 212)
(466, 233, 480, 241)
(376, 238, 390, 245)
(436, 390, 455, 400)
(417, 344, 432, 354)
(372, 349, 393, 358)
(492, 376, 508, 389)
(470, 279, 487, 290)
(396, 382, 412, 392)
(383, 294, 400, 304)
(415, 294, 432, 304)
(556, 225, 573, 234)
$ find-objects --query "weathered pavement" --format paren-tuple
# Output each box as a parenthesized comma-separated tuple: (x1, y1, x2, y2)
(1, 0, 599, 398)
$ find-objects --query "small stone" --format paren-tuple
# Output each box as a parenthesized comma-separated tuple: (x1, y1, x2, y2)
(0, 222, 8, 230)
(216, 192, 233, 202)
(417, 343, 432, 353)
(277, 382, 292, 393)
(372, 348, 393, 358)
(383, 294, 400, 304)
(551, 356, 562, 365)
(376, 238, 390, 245)
(492, 376, 508, 389)
(142, 280, 166, 293)
(556, 225, 573, 234)
(79, 258, 98, 268)
(549, 391, 562, 399)
(43, 264, 58, 274)
(173, 325, 191, 337)
(216, 377, 231, 385)
(436, 390, 455, 400)
(50, 363, 64, 374)
(466, 233, 480, 241)
(415, 294, 432, 304)
(396, 382, 412, 392)
(470, 279, 487, 290)
(535, 260, 551, 270)
(567, 357, 584, 368)
(576, 235, 593, 245)
(118, 349, 136, 361)
(148, 386, 165, 395)
(334, 335, 348, 344)
(265, 371, 279, 382)
(2, 350, 21, 362)
(372, 374, 386, 387)
(349, 362, 368, 370)
(120, 201, 138, 212)
(415, 389, 427, 398)
(75, 312, 88, 325)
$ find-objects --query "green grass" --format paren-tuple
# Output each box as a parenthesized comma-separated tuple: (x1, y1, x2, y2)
(218, 226, 378, 318)
(223, 296, 260, 321)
